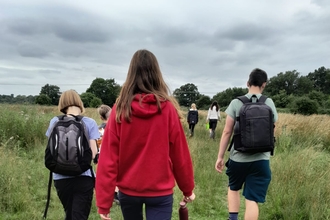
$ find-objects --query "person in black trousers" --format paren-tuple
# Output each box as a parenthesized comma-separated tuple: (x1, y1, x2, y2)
(187, 103, 198, 137)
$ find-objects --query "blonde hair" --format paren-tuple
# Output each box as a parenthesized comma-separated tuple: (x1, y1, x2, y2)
(98, 104, 111, 120)
(115, 49, 182, 123)
(58, 90, 85, 114)
(191, 103, 196, 110)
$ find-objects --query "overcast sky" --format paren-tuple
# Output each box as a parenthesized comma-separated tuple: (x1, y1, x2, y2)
(0, 0, 329, 98)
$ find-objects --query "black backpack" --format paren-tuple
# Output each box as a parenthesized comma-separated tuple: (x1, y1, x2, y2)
(188, 110, 198, 124)
(229, 95, 275, 154)
(43, 114, 93, 219)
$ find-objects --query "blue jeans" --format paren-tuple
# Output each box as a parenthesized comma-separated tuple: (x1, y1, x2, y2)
(118, 192, 173, 220)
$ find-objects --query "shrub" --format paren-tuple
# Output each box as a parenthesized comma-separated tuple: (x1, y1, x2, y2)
(35, 94, 52, 105)
(289, 96, 318, 115)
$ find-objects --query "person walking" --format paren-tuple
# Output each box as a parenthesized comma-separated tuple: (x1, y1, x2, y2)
(96, 104, 120, 204)
(45, 89, 99, 220)
(207, 101, 221, 140)
(187, 103, 198, 137)
(215, 68, 278, 220)
(97, 104, 112, 149)
(97, 104, 112, 132)
(95, 49, 196, 220)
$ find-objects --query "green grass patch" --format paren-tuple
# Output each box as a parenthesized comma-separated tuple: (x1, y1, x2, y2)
(1, 105, 330, 219)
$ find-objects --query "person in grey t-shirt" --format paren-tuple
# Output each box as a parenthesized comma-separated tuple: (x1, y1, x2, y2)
(215, 68, 278, 220)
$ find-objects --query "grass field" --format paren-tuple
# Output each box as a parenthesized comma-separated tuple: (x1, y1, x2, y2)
(0, 104, 330, 219)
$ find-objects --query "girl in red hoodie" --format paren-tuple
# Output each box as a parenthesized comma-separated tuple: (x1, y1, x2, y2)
(95, 49, 196, 220)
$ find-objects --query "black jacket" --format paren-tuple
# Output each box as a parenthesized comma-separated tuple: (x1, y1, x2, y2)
(187, 109, 198, 124)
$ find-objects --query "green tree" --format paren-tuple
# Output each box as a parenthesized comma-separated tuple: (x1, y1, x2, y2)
(294, 76, 314, 96)
(289, 96, 318, 115)
(308, 90, 326, 107)
(0, 94, 14, 103)
(90, 97, 102, 108)
(35, 94, 52, 105)
(307, 66, 330, 94)
(213, 87, 248, 108)
(86, 78, 121, 107)
(173, 83, 200, 107)
(26, 95, 37, 104)
(14, 95, 28, 104)
(272, 90, 293, 108)
(325, 95, 330, 109)
(39, 84, 61, 105)
(80, 92, 97, 108)
(196, 95, 211, 110)
(265, 70, 300, 96)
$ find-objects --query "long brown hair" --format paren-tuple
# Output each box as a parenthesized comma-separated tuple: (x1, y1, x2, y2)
(115, 49, 182, 123)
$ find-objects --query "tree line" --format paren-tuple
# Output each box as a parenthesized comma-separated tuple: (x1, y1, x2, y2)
(1, 66, 329, 115)
(174, 66, 330, 115)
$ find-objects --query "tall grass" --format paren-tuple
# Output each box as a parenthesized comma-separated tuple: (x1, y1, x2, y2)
(0, 104, 330, 219)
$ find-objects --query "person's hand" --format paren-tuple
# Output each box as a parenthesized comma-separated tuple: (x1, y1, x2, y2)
(100, 213, 111, 220)
(184, 192, 196, 203)
(215, 158, 225, 173)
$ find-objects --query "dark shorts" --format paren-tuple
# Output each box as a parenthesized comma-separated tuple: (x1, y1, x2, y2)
(225, 159, 271, 203)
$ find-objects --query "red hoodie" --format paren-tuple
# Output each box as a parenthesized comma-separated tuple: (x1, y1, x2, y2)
(95, 93, 195, 214)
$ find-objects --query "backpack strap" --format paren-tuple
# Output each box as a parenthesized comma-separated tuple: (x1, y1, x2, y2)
(258, 95, 268, 103)
(57, 115, 65, 120)
(66, 114, 84, 121)
(228, 96, 249, 151)
(43, 171, 53, 219)
(236, 95, 250, 104)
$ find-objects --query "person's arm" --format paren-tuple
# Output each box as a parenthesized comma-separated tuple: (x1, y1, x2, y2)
(86, 118, 101, 159)
(196, 111, 199, 124)
(206, 109, 211, 121)
(169, 109, 195, 199)
(90, 140, 98, 159)
(95, 108, 118, 216)
(215, 115, 234, 173)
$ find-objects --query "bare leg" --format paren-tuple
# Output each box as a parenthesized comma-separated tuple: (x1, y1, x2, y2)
(244, 199, 259, 220)
(228, 188, 240, 212)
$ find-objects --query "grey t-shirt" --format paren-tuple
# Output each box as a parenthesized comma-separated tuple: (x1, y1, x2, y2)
(225, 94, 278, 162)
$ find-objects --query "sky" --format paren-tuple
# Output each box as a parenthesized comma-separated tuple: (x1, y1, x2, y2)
(0, 0, 329, 98)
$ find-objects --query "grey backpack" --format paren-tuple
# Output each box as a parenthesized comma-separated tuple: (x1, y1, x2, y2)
(44, 114, 92, 176)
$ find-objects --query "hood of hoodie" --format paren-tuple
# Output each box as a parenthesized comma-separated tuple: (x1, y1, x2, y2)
(131, 93, 167, 118)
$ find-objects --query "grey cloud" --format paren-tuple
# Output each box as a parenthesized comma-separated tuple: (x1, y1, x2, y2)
(151, 26, 203, 47)
(1, 1, 330, 97)
(52, 21, 109, 43)
(3, 6, 112, 44)
(217, 23, 278, 42)
(38, 69, 61, 74)
(6, 18, 48, 36)
(17, 42, 49, 58)
(292, 11, 330, 37)
(312, 0, 330, 7)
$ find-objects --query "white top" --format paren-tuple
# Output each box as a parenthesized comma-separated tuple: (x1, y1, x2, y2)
(207, 106, 220, 120)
